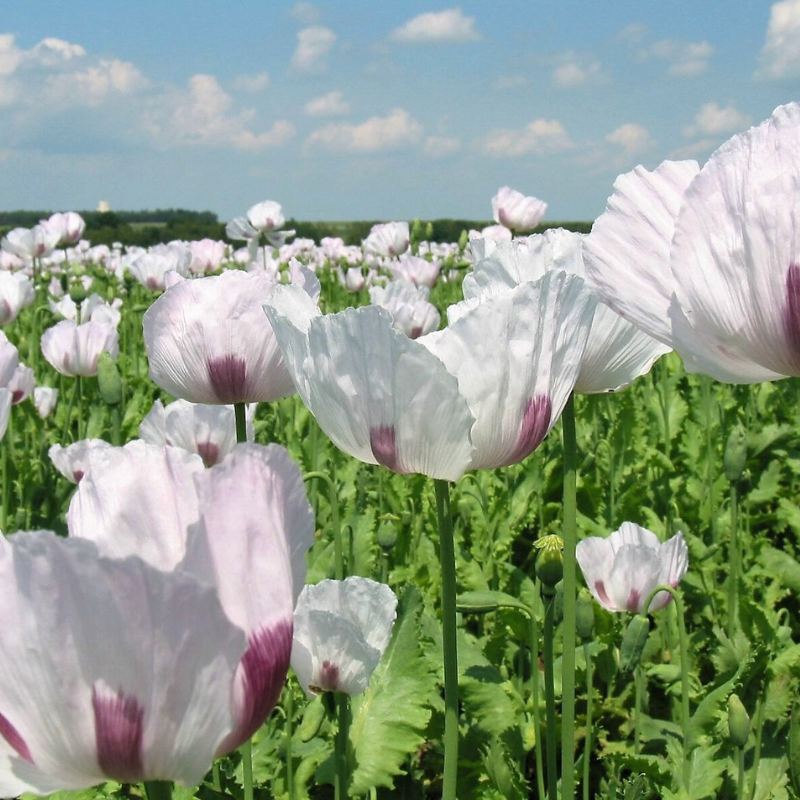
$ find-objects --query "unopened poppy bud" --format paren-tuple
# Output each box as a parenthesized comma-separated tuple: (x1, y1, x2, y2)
(96, 352, 122, 406)
(727, 694, 750, 747)
(298, 695, 327, 742)
(619, 614, 650, 675)
(724, 425, 747, 482)
(424, 222, 434, 241)
(410, 218, 423, 243)
(458, 229, 469, 251)
(576, 590, 595, 641)
(535, 534, 564, 590)
(376, 518, 398, 551)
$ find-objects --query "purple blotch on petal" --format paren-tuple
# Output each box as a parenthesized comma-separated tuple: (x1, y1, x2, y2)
(626, 589, 641, 613)
(196, 441, 220, 467)
(207, 355, 248, 403)
(594, 580, 613, 608)
(504, 394, 552, 467)
(784, 264, 800, 369)
(0, 710, 33, 763)
(92, 686, 144, 782)
(370, 425, 406, 473)
(217, 618, 293, 755)
(318, 661, 340, 692)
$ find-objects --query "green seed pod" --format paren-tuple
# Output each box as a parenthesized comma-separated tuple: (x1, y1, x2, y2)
(69, 285, 90, 305)
(619, 614, 650, 675)
(298, 695, 327, 742)
(576, 590, 596, 641)
(535, 544, 563, 589)
(724, 424, 747, 482)
(96, 352, 122, 406)
(376, 519, 398, 551)
(727, 694, 751, 748)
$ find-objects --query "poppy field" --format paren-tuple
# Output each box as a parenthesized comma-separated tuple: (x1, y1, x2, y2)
(0, 104, 799, 800)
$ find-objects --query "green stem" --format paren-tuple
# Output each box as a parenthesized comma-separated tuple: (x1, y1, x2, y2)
(747, 694, 766, 800)
(736, 746, 745, 800)
(234, 402, 248, 444)
(211, 762, 222, 792)
(542, 587, 558, 800)
(702, 376, 716, 539)
(286, 686, 295, 800)
(143, 780, 173, 800)
(531, 604, 546, 800)
(335, 692, 350, 799)
(242, 739, 254, 800)
(634, 666, 644, 756)
(561, 393, 578, 798)
(582, 641, 594, 800)
(728, 482, 739, 640)
(304, 471, 343, 580)
(642, 584, 691, 785)
(76, 375, 84, 441)
(433, 479, 459, 800)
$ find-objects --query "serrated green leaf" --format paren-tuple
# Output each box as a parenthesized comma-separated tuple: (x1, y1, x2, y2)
(348, 585, 436, 795)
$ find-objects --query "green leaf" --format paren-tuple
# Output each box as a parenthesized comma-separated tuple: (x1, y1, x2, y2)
(761, 547, 800, 594)
(348, 585, 436, 795)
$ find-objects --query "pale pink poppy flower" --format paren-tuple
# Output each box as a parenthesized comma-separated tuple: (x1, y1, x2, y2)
(390, 254, 441, 289)
(144, 267, 319, 404)
(0, 251, 25, 272)
(33, 386, 58, 419)
(492, 186, 548, 233)
(67, 441, 315, 755)
(369, 279, 440, 339)
(0, 388, 10, 442)
(472, 224, 513, 244)
(342, 267, 367, 292)
(467, 230, 670, 393)
(50, 293, 122, 328)
(129, 245, 192, 292)
(188, 238, 227, 275)
(0, 530, 248, 793)
(0, 333, 19, 388)
(291, 577, 397, 697)
(41, 212, 86, 245)
(0, 273, 34, 325)
(41, 320, 119, 378)
(227, 201, 294, 249)
(263, 270, 596, 477)
(321, 236, 347, 261)
(139, 399, 255, 466)
(8, 364, 34, 404)
(584, 102, 800, 384)
(49, 439, 116, 484)
(1, 225, 60, 261)
(363, 222, 410, 258)
(247, 200, 285, 232)
(576, 523, 688, 613)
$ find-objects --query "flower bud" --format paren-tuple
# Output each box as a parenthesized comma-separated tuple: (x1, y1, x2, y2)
(96, 352, 122, 406)
(458, 229, 469, 251)
(298, 695, 327, 743)
(576, 590, 595, 641)
(376, 518, 398, 551)
(727, 694, 750, 747)
(724, 424, 747, 482)
(619, 614, 650, 675)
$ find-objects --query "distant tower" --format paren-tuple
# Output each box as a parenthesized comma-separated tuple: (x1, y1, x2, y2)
(97, 200, 110, 213)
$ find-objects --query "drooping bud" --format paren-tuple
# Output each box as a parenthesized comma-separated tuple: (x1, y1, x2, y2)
(727, 694, 750, 747)
(619, 614, 650, 675)
(724, 425, 747, 482)
(576, 589, 596, 641)
(97, 352, 122, 406)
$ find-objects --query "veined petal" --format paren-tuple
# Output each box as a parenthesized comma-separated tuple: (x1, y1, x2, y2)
(0, 532, 245, 791)
(421, 272, 595, 469)
(67, 441, 204, 569)
(583, 160, 700, 345)
(264, 285, 475, 480)
(671, 102, 800, 382)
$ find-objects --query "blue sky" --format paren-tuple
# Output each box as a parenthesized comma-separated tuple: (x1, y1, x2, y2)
(1, 1, 798, 223)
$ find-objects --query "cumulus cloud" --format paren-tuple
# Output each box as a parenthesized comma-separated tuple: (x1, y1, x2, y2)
(757, 0, 800, 79)
(423, 135, 461, 157)
(304, 90, 349, 116)
(390, 8, 480, 43)
(45, 59, 147, 107)
(29, 37, 86, 65)
(682, 102, 752, 138)
(552, 52, 603, 87)
(482, 119, 573, 158)
(291, 26, 336, 73)
(306, 107, 423, 153)
(233, 72, 270, 93)
(144, 74, 294, 151)
(605, 123, 653, 155)
(638, 38, 714, 76)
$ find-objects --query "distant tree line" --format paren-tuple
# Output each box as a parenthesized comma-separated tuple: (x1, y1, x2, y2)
(0, 209, 592, 248)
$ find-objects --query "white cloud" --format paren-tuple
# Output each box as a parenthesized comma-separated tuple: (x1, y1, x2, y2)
(233, 72, 270, 93)
(493, 75, 528, 91)
(423, 135, 461, 157)
(552, 53, 603, 87)
(390, 8, 480, 44)
(638, 39, 714, 76)
(144, 74, 294, 151)
(306, 107, 423, 153)
(288, 2, 322, 25)
(0, 34, 22, 76)
(44, 59, 147, 107)
(304, 90, 349, 117)
(757, 0, 800, 79)
(605, 123, 653, 155)
(682, 102, 752, 138)
(482, 119, 573, 158)
(29, 37, 86, 66)
(291, 26, 336, 73)
(616, 23, 649, 43)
